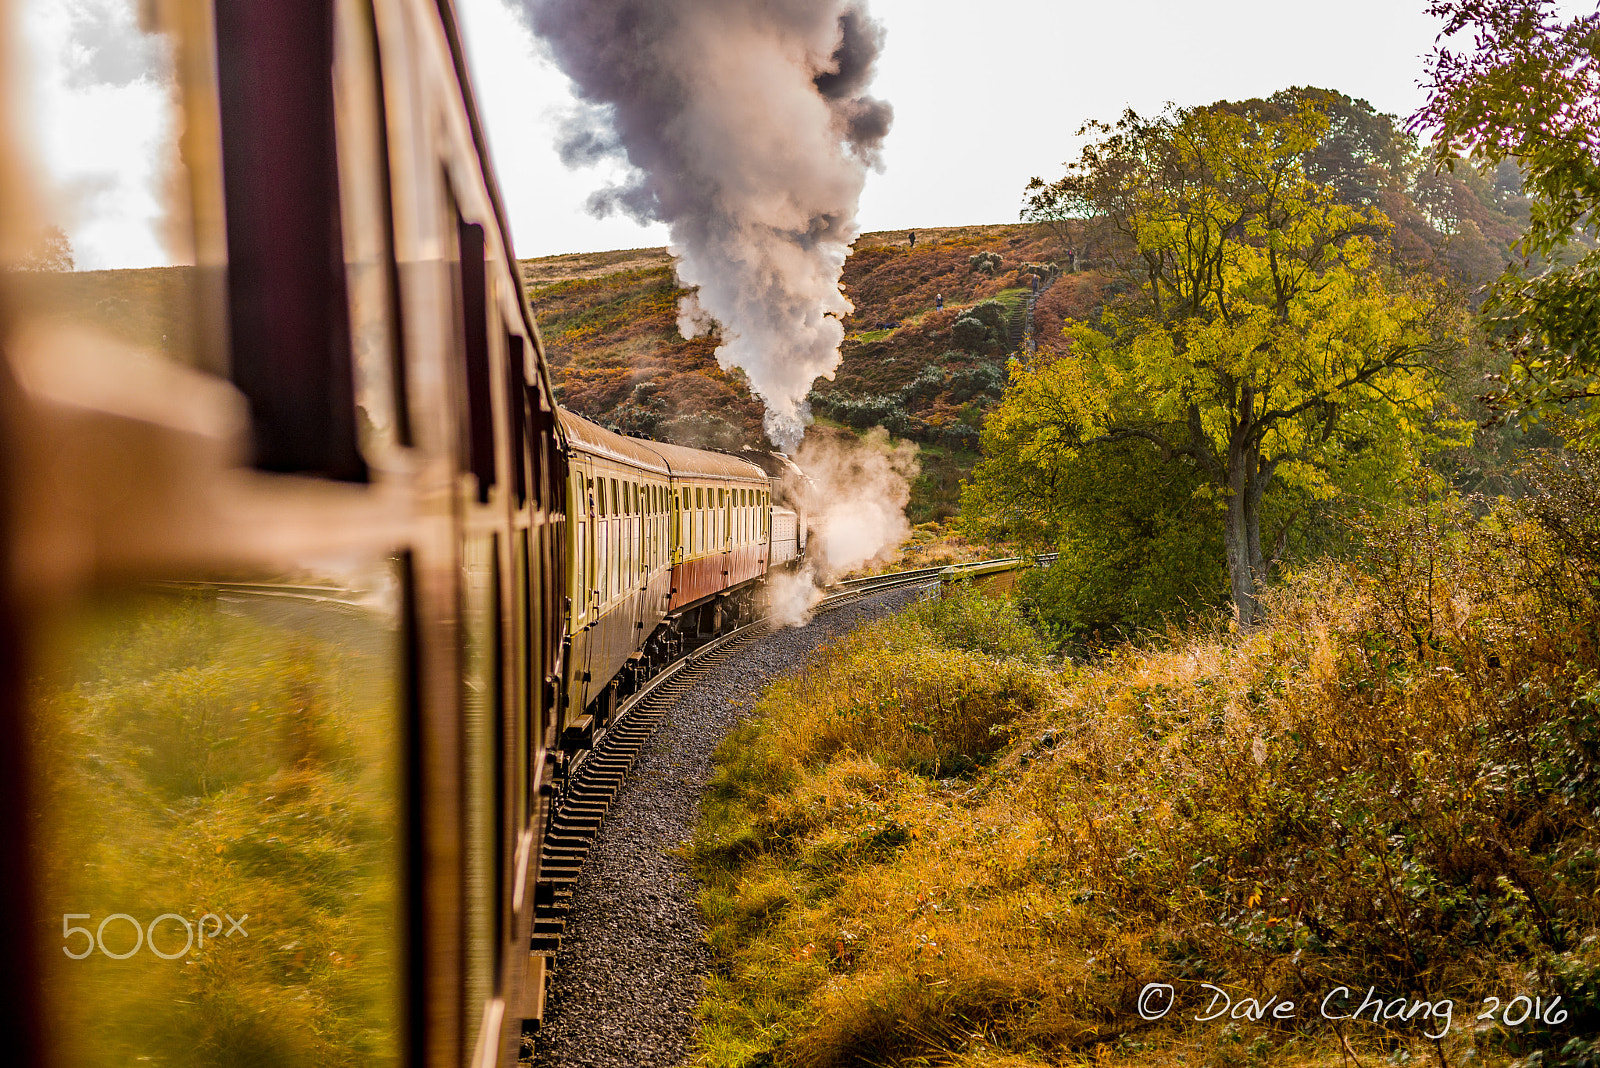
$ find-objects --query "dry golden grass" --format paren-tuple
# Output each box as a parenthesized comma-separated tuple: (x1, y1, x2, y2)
(690, 467, 1600, 1068)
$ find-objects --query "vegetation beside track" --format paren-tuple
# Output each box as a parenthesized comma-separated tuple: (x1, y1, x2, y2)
(32, 594, 400, 1066)
(689, 460, 1600, 1068)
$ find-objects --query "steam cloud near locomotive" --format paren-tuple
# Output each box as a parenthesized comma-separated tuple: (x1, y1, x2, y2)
(518, 0, 906, 618)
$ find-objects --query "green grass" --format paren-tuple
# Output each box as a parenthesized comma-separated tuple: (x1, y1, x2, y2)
(991, 287, 1031, 314)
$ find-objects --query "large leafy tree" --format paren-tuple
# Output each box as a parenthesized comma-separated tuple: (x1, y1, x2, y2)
(1025, 87, 1527, 289)
(1413, 0, 1600, 431)
(975, 101, 1467, 627)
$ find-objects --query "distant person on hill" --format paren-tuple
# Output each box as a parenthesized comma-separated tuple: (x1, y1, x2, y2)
(935, 293, 944, 310)
(908, 230, 916, 248)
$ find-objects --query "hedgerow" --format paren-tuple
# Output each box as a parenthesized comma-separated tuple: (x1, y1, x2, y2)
(691, 455, 1600, 1068)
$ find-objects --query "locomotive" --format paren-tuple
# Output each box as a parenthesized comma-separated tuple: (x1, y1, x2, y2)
(0, 1, 812, 1066)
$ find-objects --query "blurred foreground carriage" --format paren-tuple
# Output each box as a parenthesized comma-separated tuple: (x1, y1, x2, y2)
(0, 1, 809, 1065)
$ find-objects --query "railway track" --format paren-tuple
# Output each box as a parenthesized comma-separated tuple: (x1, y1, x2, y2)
(526, 563, 955, 980)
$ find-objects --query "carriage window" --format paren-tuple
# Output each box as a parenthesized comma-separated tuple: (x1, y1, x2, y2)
(582, 511, 595, 613)
(31, 556, 406, 1068)
(454, 217, 496, 502)
(507, 333, 527, 508)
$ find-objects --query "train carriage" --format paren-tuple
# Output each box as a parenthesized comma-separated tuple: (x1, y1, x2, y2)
(1, 0, 570, 1065)
(647, 440, 771, 618)
(0, 0, 829, 1065)
(556, 409, 671, 748)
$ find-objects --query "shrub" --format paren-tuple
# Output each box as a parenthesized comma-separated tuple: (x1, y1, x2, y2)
(948, 361, 1007, 401)
(968, 251, 1004, 274)
(965, 299, 1008, 333)
(950, 315, 991, 352)
(906, 582, 1049, 661)
(740, 588, 1052, 780)
(692, 452, 1600, 1068)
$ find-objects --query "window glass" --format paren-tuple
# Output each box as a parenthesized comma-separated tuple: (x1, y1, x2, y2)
(461, 533, 500, 1034)
(31, 558, 405, 1068)
(7, 0, 227, 371)
(582, 518, 595, 607)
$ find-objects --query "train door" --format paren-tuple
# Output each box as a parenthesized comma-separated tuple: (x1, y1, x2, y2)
(570, 463, 594, 717)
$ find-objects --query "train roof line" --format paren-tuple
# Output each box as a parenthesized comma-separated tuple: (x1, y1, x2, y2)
(556, 409, 768, 483)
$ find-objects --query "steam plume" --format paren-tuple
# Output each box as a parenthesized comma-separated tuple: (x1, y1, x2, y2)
(765, 427, 918, 628)
(517, 0, 893, 449)
(800, 426, 917, 582)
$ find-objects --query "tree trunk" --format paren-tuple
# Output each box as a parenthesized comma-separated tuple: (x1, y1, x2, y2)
(1223, 458, 1260, 629)
(1223, 422, 1269, 629)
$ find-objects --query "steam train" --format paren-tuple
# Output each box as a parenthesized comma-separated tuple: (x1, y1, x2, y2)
(0, 1, 809, 1066)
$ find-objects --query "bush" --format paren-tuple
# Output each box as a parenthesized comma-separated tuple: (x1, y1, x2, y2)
(949, 315, 990, 352)
(968, 251, 1004, 274)
(906, 582, 1049, 661)
(692, 452, 1600, 1068)
(951, 301, 1009, 355)
(734, 588, 1052, 781)
(948, 361, 1007, 401)
(965, 299, 1008, 333)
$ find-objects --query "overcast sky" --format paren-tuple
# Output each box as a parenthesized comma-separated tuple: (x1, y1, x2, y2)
(458, 0, 1542, 259)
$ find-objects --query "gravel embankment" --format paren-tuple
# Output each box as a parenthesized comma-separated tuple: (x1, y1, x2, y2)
(531, 584, 926, 1068)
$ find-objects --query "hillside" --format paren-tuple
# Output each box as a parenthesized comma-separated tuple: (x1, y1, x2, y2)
(522, 223, 1099, 521)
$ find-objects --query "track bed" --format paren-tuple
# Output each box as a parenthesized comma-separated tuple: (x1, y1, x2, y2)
(531, 583, 930, 1067)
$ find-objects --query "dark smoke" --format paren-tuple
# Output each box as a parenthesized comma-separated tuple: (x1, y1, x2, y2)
(519, 0, 893, 449)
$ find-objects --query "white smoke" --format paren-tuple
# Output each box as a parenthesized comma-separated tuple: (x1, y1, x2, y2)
(762, 426, 917, 629)
(517, 0, 892, 449)
(13, 0, 179, 269)
(765, 563, 823, 627)
(800, 426, 918, 581)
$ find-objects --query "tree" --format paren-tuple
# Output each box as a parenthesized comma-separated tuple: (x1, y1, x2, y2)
(974, 101, 1467, 627)
(966, 422, 1229, 643)
(1413, 0, 1600, 430)
(17, 224, 73, 272)
(1027, 87, 1527, 288)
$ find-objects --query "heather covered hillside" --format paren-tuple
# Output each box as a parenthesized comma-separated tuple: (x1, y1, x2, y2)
(522, 223, 1094, 521)
(521, 224, 1078, 441)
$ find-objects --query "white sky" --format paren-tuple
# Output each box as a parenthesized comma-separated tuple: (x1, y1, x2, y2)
(459, 0, 1565, 259)
(13, 0, 1593, 268)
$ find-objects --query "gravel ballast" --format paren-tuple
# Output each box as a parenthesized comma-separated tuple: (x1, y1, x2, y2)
(531, 584, 927, 1068)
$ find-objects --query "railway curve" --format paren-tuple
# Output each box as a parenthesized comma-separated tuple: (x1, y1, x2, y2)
(529, 579, 937, 1067)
